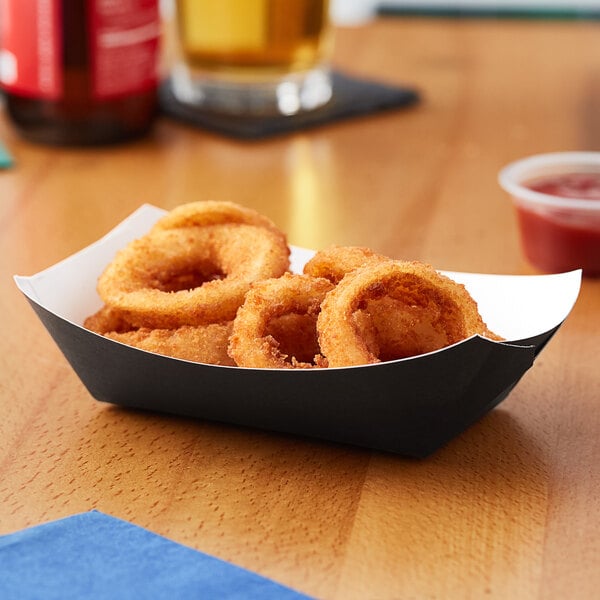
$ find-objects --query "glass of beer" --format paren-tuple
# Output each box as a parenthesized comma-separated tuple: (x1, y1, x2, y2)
(170, 0, 334, 116)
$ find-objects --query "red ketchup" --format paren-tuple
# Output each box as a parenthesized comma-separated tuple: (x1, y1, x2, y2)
(517, 173, 600, 276)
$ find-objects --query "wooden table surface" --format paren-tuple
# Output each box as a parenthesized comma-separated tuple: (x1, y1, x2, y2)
(1, 15, 599, 600)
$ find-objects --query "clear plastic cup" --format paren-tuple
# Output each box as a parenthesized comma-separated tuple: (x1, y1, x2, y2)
(498, 152, 600, 276)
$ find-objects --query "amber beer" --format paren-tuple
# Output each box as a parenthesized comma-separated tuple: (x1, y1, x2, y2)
(172, 0, 333, 114)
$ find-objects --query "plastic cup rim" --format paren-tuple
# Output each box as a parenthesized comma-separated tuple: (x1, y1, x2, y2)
(498, 151, 600, 212)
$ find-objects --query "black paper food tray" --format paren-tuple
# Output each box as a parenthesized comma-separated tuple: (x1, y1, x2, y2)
(14, 206, 581, 457)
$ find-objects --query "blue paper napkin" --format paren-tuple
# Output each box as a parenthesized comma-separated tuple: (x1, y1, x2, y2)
(0, 511, 314, 599)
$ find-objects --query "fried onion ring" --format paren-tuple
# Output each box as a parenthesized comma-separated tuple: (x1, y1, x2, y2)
(303, 245, 388, 284)
(105, 323, 235, 365)
(83, 305, 135, 335)
(87, 202, 504, 368)
(317, 261, 500, 367)
(97, 223, 290, 329)
(84, 304, 235, 365)
(152, 200, 285, 240)
(228, 273, 334, 369)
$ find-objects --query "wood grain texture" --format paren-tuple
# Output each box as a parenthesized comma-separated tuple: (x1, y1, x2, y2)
(1, 16, 599, 600)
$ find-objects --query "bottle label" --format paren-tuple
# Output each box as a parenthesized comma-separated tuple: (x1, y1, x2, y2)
(0, 0, 62, 99)
(88, 0, 160, 99)
(0, 0, 160, 99)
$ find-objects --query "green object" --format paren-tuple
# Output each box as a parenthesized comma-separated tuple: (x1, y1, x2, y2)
(377, 3, 600, 20)
(0, 140, 14, 168)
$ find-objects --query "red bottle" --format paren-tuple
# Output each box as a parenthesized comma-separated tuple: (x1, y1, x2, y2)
(0, 0, 160, 145)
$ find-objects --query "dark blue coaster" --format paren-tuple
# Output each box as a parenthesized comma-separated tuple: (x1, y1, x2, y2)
(159, 70, 420, 139)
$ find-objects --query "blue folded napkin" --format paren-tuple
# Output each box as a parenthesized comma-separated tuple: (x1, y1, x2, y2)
(0, 511, 313, 599)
